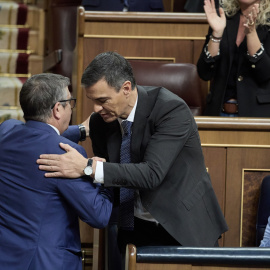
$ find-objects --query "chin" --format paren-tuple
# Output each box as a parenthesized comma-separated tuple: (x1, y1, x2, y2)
(101, 114, 117, 123)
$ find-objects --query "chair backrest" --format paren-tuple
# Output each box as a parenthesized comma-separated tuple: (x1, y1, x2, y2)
(128, 60, 205, 116)
(256, 175, 270, 246)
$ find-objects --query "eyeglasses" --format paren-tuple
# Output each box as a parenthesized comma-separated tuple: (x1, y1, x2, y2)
(51, 98, 77, 109)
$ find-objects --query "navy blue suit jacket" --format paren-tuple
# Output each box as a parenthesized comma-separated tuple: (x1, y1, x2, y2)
(0, 120, 113, 270)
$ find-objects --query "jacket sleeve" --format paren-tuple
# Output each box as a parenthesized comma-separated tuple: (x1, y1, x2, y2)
(56, 145, 113, 228)
(245, 28, 270, 83)
(196, 27, 222, 81)
(62, 125, 81, 143)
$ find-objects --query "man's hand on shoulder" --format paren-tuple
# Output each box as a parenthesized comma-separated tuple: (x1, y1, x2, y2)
(37, 143, 88, 178)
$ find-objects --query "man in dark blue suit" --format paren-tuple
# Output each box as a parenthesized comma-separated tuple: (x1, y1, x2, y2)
(0, 73, 113, 270)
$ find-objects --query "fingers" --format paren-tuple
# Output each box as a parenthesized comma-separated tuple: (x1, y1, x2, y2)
(38, 164, 57, 171)
(59, 142, 75, 152)
(210, 0, 216, 9)
(44, 172, 63, 178)
(246, 4, 259, 25)
(219, 7, 225, 18)
(37, 155, 60, 162)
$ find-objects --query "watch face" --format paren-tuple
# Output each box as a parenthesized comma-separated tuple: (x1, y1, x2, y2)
(84, 166, 93, 176)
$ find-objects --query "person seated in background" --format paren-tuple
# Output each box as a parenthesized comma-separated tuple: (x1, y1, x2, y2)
(184, 0, 219, 12)
(197, 0, 270, 117)
(82, 0, 164, 12)
(260, 216, 270, 247)
(0, 73, 113, 270)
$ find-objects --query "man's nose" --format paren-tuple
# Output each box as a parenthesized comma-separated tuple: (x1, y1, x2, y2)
(93, 103, 103, 112)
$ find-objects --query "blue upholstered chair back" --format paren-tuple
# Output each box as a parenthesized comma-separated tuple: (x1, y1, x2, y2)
(256, 175, 270, 246)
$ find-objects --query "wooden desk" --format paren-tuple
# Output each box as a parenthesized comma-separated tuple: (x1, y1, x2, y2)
(196, 117, 270, 247)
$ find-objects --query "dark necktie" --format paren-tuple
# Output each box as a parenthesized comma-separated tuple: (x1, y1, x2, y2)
(119, 120, 134, 230)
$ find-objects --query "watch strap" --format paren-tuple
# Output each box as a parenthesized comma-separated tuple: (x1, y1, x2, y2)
(87, 158, 93, 167)
(78, 124, 86, 141)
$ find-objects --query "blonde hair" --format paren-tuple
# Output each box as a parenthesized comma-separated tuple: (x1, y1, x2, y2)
(220, 0, 270, 26)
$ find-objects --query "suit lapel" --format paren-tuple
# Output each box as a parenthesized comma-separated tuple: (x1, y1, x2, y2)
(131, 86, 152, 163)
(106, 86, 154, 163)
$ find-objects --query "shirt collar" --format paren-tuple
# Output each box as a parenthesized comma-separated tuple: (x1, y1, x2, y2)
(47, 124, 60, 135)
(118, 96, 138, 126)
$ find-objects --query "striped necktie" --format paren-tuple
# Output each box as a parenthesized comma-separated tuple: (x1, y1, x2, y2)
(119, 120, 134, 230)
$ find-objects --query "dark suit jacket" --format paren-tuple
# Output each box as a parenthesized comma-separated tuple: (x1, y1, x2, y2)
(82, 0, 164, 11)
(0, 120, 113, 270)
(197, 12, 270, 116)
(90, 85, 228, 246)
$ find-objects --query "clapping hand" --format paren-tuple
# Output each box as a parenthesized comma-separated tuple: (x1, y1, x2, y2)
(204, 0, 226, 37)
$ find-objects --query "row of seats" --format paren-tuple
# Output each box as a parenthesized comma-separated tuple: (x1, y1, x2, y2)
(0, 0, 44, 123)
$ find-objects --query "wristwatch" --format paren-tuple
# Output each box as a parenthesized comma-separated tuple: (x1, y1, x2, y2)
(83, 158, 93, 176)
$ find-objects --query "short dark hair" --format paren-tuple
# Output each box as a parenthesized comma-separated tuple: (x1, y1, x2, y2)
(81, 51, 136, 92)
(20, 73, 70, 122)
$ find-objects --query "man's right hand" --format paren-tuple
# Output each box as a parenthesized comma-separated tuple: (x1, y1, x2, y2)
(37, 143, 88, 178)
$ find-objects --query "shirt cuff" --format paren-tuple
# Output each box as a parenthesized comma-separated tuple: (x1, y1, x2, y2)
(93, 160, 104, 184)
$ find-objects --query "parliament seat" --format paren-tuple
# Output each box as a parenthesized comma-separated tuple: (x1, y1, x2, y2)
(128, 60, 205, 116)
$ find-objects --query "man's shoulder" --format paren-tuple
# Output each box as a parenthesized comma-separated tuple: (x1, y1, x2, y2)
(0, 119, 24, 134)
(138, 85, 183, 102)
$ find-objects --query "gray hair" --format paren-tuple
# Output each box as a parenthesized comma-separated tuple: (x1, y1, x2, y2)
(20, 73, 70, 122)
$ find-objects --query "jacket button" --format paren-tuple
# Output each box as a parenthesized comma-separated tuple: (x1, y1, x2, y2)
(251, 64, 256, 68)
(238, 76, 243, 81)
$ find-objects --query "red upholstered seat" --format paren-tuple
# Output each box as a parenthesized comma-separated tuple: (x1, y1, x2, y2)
(128, 60, 205, 116)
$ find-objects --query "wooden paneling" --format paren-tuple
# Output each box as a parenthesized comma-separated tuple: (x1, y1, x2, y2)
(225, 148, 270, 247)
(197, 117, 270, 247)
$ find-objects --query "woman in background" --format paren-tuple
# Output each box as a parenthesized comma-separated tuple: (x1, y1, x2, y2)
(197, 0, 270, 117)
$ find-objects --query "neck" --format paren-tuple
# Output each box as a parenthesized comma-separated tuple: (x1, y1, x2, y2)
(47, 118, 62, 134)
(121, 87, 138, 119)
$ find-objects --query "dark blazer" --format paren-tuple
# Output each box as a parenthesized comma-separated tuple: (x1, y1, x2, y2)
(90, 85, 228, 247)
(82, 0, 164, 11)
(0, 120, 113, 270)
(197, 13, 270, 117)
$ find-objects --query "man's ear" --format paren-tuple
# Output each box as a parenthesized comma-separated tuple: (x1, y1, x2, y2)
(122, 81, 132, 96)
(52, 102, 61, 120)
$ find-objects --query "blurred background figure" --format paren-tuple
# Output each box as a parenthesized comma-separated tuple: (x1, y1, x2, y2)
(185, 0, 219, 12)
(82, 0, 164, 12)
